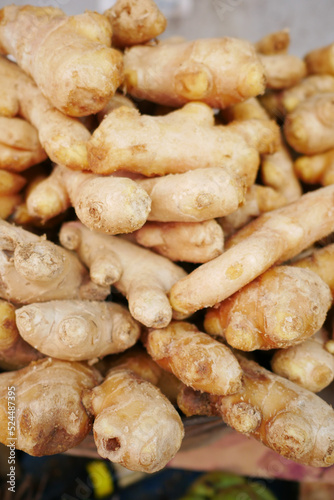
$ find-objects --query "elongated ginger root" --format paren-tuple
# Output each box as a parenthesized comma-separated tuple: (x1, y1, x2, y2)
(170, 186, 334, 315)
(82, 367, 184, 472)
(26, 164, 151, 234)
(294, 149, 334, 186)
(123, 37, 265, 108)
(271, 330, 334, 393)
(0, 358, 100, 456)
(88, 102, 279, 176)
(284, 93, 334, 154)
(105, 0, 166, 47)
(0, 5, 123, 116)
(305, 42, 334, 75)
(60, 221, 187, 328)
(204, 266, 331, 350)
(144, 321, 242, 395)
(293, 243, 334, 297)
(133, 220, 224, 263)
(179, 355, 334, 467)
(16, 301, 140, 361)
(255, 29, 290, 55)
(259, 54, 306, 89)
(0, 220, 108, 304)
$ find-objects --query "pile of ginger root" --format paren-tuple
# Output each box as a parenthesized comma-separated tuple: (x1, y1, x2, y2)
(2, 0, 334, 475)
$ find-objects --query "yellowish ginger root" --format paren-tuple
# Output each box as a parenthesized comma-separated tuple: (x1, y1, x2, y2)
(170, 186, 334, 315)
(104, 0, 166, 48)
(178, 355, 334, 468)
(97, 92, 136, 123)
(281, 75, 334, 113)
(0, 220, 109, 304)
(204, 265, 331, 351)
(305, 42, 334, 75)
(88, 102, 279, 176)
(0, 194, 22, 220)
(123, 37, 265, 108)
(255, 29, 290, 55)
(133, 220, 224, 263)
(284, 93, 334, 154)
(271, 329, 334, 393)
(60, 221, 187, 328)
(293, 243, 334, 298)
(82, 366, 184, 472)
(0, 169, 26, 195)
(0, 5, 123, 116)
(294, 149, 334, 186)
(26, 164, 151, 234)
(15, 301, 140, 362)
(259, 54, 307, 89)
(144, 321, 243, 395)
(0, 358, 101, 456)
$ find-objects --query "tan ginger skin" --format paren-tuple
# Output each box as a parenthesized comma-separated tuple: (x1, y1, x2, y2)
(281, 75, 334, 113)
(0, 358, 101, 456)
(170, 185, 334, 316)
(0, 168, 26, 195)
(60, 221, 187, 328)
(284, 93, 334, 155)
(293, 243, 334, 298)
(87, 102, 279, 177)
(259, 54, 306, 90)
(26, 164, 151, 235)
(0, 220, 109, 304)
(123, 37, 265, 108)
(305, 42, 334, 75)
(294, 149, 334, 186)
(82, 367, 184, 473)
(204, 266, 331, 351)
(271, 330, 334, 393)
(15, 301, 141, 362)
(178, 355, 334, 468)
(255, 29, 290, 55)
(105, 0, 166, 48)
(144, 321, 243, 396)
(0, 194, 22, 220)
(0, 5, 123, 116)
(133, 220, 224, 263)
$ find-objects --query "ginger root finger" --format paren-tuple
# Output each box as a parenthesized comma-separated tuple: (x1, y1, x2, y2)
(305, 42, 334, 75)
(255, 29, 290, 55)
(97, 92, 136, 123)
(0, 169, 26, 196)
(16, 301, 140, 362)
(105, 0, 166, 48)
(82, 367, 184, 473)
(144, 321, 242, 395)
(0, 5, 123, 116)
(133, 220, 224, 263)
(259, 54, 306, 90)
(294, 149, 334, 186)
(271, 329, 334, 393)
(0, 194, 22, 220)
(170, 186, 334, 315)
(204, 266, 331, 351)
(293, 243, 334, 298)
(60, 221, 187, 328)
(123, 37, 265, 108)
(0, 358, 101, 456)
(281, 75, 334, 113)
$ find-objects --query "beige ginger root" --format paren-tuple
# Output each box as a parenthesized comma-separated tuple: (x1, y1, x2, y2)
(271, 330, 334, 393)
(255, 29, 290, 55)
(0, 169, 26, 195)
(281, 75, 334, 113)
(0, 220, 108, 304)
(97, 92, 136, 123)
(305, 42, 334, 75)
(259, 54, 306, 90)
(204, 266, 331, 351)
(60, 221, 187, 328)
(144, 321, 243, 395)
(82, 367, 184, 472)
(133, 220, 224, 263)
(15, 301, 140, 362)
(0, 358, 101, 456)
(293, 243, 334, 298)
(294, 149, 334, 186)
(178, 355, 334, 467)
(105, 0, 166, 48)
(0, 194, 22, 220)
(170, 185, 334, 315)
(26, 164, 151, 234)
(0, 5, 123, 116)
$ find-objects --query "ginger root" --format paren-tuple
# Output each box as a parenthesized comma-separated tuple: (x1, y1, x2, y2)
(255, 29, 290, 55)
(293, 243, 334, 297)
(259, 54, 306, 90)
(294, 149, 334, 186)
(305, 42, 334, 75)
(281, 75, 334, 113)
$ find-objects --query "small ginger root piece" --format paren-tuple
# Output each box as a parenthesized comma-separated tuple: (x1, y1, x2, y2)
(293, 243, 334, 298)
(88, 102, 279, 177)
(133, 220, 224, 263)
(105, 0, 166, 48)
(123, 37, 265, 108)
(255, 29, 290, 55)
(259, 54, 307, 89)
(305, 42, 334, 75)
(0, 194, 22, 220)
(170, 186, 334, 315)
(82, 367, 184, 472)
(144, 321, 243, 395)
(281, 75, 334, 113)
(97, 92, 136, 123)
(60, 221, 187, 328)
(294, 149, 334, 186)
(179, 355, 334, 467)
(284, 93, 334, 155)
(0, 5, 123, 116)
(26, 164, 151, 234)
(271, 329, 334, 393)
(204, 266, 331, 351)
(0, 169, 26, 195)
(0, 358, 100, 456)
(16, 301, 140, 361)
(0, 220, 108, 304)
